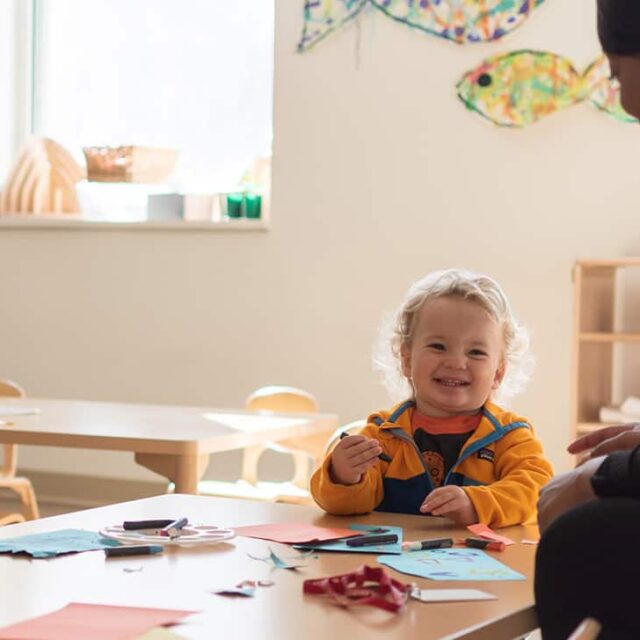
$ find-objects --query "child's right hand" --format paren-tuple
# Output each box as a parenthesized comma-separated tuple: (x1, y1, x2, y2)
(329, 435, 383, 485)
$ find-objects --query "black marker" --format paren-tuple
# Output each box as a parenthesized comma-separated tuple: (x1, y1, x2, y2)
(346, 533, 398, 547)
(105, 545, 164, 558)
(339, 431, 392, 463)
(402, 537, 454, 551)
(122, 519, 175, 531)
(465, 538, 506, 552)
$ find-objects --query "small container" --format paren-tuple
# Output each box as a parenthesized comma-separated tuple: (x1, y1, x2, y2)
(244, 193, 262, 219)
(226, 192, 244, 218)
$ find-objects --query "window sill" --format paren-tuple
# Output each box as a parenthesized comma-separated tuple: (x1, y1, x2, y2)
(0, 214, 269, 231)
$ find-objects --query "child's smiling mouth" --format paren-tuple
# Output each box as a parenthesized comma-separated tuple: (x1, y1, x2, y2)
(434, 377, 470, 387)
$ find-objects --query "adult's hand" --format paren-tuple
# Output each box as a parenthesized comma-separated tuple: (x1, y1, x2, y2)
(537, 457, 603, 533)
(568, 423, 640, 461)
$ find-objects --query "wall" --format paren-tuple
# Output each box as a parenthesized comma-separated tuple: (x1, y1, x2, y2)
(1, 0, 639, 485)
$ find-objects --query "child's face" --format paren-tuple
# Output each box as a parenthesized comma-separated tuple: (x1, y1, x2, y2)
(400, 296, 505, 418)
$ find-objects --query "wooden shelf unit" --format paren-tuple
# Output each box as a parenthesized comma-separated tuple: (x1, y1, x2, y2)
(572, 259, 640, 438)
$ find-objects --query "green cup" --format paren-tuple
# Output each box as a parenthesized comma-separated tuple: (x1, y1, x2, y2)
(226, 193, 243, 218)
(244, 193, 262, 219)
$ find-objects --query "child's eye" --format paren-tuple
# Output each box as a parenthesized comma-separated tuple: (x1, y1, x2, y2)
(469, 349, 488, 358)
(427, 342, 446, 351)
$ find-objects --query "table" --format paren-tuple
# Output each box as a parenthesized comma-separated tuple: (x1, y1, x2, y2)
(0, 398, 338, 493)
(0, 494, 540, 639)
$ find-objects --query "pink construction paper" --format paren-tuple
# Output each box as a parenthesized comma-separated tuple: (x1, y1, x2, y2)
(0, 603, 194, 640)
(467, 524, 515, 546)
(232, 522, 360, 544)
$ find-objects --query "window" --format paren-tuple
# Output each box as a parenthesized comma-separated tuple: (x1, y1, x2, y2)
(6, 0, 274, 224)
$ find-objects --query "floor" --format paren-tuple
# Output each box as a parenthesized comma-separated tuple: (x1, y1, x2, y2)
(0, 495, 76, 520)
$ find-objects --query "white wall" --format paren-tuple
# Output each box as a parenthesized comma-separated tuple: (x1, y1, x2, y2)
(1, 0, 639, 482)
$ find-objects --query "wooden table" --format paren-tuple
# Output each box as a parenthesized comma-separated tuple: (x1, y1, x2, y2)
(0, 398, 338, 493)
(0, 494, 539, 639)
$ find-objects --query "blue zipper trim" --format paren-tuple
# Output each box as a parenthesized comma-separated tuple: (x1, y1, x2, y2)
(443, 407, 530, 485)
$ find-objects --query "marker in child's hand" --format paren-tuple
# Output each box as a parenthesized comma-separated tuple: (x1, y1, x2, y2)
(403, 537, 453, 551)
(464, 537, 506, 552)
(339, 431, 392, 463)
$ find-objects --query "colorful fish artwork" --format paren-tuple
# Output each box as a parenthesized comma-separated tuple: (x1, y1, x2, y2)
(456, 50, 639, 127)
(298, 0, 546, 52)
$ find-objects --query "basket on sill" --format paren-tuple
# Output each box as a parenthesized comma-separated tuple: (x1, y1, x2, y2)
(83, 145, 178, 183)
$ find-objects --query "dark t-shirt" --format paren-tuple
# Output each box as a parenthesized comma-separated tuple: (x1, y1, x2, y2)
(411, 411, 481, 487)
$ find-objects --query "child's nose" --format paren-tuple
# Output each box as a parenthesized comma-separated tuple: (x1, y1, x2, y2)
(444, 352, 467, 369)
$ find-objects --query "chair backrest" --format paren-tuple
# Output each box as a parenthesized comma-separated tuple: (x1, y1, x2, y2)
(324, 419, 367, 455)
(0, 379, 26, 477)
(245, 385, 318, 414)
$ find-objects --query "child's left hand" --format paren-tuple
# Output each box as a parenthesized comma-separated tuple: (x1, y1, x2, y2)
(420, 486, 478, 525)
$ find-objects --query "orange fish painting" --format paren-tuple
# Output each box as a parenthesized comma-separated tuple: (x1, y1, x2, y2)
(456, 51, 638, 127)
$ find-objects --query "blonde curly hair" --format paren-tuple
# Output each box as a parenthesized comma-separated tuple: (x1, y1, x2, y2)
(373, 268, 533, 407)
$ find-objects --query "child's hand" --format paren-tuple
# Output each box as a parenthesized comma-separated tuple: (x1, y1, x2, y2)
(329, 435, 383, 485)
(420, 486, 478, 525)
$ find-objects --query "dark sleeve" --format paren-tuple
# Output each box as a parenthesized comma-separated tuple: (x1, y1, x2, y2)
(590, 444, 640, 498)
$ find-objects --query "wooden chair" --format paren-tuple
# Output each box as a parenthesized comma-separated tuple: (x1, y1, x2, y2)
(0, 380, 40, 522)
(197, 386, 324, 504)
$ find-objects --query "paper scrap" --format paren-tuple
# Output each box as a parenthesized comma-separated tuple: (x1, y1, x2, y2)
(232, 522, 359, 544)
(0, 529, 121, 558)
(294, 524, 403, 555)
(378, 548, 525, 581)
(212, 584, 256, 597)
(521, 539, 539, 545)
(411, 588, 497, 602)
(0, 603, 194, 640)
(247, 547, 307, 570)
(466, 524, 515, 546)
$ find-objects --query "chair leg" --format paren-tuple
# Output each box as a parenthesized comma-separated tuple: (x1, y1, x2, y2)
(240, 445, 266, 485)
(290, 451, 311, 490)
(11, 481, 40, 520)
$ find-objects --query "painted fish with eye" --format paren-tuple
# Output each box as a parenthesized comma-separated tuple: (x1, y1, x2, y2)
(298, 0, 546, 52)
(456, 50, 638, 127)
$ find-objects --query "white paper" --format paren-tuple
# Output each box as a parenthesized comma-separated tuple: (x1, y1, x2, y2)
(411, 589, 497, 603)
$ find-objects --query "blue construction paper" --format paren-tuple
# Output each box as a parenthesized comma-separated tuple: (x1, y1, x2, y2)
(0, 528, 121, 558)
(378, 548, 525, 581)
(294, 524, 403, 555)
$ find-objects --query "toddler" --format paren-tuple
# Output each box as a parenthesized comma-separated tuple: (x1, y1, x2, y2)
(310, 268, 553, 527)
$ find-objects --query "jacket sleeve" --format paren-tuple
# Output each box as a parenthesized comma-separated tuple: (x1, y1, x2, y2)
(309, 422, 385, 515)
(591, 445, 640, 498)
(463, 426, 554, 528)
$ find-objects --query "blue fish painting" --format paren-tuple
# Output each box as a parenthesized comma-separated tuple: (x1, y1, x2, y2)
(456, 51, 638, 127)
(298, 0, 546, 52)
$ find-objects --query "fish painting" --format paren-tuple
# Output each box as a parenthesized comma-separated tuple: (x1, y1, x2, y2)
(456, 51, 638, 127)
(298, 0, 546, 52)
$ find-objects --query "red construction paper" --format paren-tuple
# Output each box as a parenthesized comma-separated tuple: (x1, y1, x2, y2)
(466, 524, 515, 546)
(0, 603, 194, 640)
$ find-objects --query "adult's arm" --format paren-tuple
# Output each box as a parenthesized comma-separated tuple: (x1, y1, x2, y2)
(538, 445, 640, 532)
(568, 423, 640, 459)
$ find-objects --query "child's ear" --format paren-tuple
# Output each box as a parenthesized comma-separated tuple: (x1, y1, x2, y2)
(492, 361, 506, 390)
(400, 343, 412, 378)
